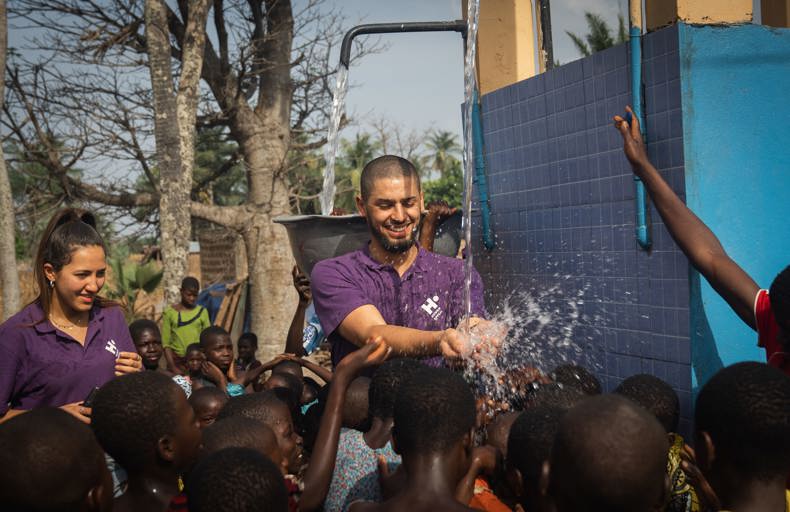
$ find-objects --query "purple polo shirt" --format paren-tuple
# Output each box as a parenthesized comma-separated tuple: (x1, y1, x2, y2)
(0, 302, 135, 415)
(311, 243, 486, 367)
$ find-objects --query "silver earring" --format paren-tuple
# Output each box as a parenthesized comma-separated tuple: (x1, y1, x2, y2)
(49, 280, 55, 288)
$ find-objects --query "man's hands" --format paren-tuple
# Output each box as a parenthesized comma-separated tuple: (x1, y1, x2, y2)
(613, 105, 650, 174)
(439, 328, 472, 360)
(441, 318, 506, 364)
(292, 266, 312, 305)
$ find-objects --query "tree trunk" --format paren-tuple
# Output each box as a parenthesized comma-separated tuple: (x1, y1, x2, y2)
(0, 0, 21, 320)
(197, 103, 295, 361)
(145, 0, 210, 304)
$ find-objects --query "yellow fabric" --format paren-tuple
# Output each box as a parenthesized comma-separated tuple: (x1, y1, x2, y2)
(665, 433, 700, 512)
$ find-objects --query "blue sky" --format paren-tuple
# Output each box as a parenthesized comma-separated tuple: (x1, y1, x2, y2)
(326, 0, 628, 142)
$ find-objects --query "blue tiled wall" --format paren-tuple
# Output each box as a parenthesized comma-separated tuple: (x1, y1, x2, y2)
(472, 25, 693, 432)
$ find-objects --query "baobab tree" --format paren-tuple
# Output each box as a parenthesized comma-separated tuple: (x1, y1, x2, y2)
(7, 0, 375, 357)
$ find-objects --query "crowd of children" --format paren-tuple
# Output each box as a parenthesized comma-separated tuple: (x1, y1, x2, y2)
(1, 309, 788, 512)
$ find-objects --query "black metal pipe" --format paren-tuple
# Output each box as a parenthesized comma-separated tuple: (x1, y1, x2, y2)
(339, 20, 467, 68)
(539, 0, 555, 70)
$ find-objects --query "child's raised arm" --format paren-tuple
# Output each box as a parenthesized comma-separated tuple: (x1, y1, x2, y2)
(614, 106, 759, 328)
(299, 338, 390, 512)
(283, 353, 333, 383)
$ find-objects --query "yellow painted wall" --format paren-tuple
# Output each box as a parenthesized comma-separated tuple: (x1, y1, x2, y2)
(646, 0, 753, 31)
(474, 0, 537, 95)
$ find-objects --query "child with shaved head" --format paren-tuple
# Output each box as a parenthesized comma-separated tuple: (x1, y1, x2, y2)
(202, 416, 285, 472)
(189, 386, 229, 428)
(187, 448, 289, 512)
(91, 371, 202, 512)
(548, 395, 669, 512)
(693, 362, 790, 511)
(349, 367, 480, 512)
(0, 407, 113, 512)
(507, 405, 564, 512)
(614, 374, 698, 512)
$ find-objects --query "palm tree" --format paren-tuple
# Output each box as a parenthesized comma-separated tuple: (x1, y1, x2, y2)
(566, 12, 628, 57)
(425, 130, 461, 180)
(333, 133, 381, 211)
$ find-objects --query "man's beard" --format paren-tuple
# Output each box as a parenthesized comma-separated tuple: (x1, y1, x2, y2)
(369, 219, 420, 254)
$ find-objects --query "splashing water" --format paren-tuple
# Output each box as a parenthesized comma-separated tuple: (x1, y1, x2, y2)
(320, 65, 350, 215)
(462, 283, 601, 420)
(461, 0, 482, 325)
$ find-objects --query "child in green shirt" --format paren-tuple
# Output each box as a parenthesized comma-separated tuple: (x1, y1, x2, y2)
(162, 277, 210, 375)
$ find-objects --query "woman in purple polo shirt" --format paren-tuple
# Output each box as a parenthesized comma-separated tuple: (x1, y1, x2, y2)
(0, 208, 143, 424)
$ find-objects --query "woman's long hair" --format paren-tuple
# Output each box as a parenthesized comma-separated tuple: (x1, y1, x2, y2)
(32, 208, 112, 317)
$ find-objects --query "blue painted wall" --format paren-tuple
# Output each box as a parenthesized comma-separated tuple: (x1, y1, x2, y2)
(473, 25, 694, 432)
(678, 23, 790, 388)
(473, 22, 790, 432)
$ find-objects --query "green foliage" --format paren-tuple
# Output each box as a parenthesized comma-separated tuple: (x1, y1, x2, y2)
(193, 127, 247, 206)
(130, 126, 247, 228)
(425, 130, 461, 180)
(566, 12, 629, 58)
(107, 253, 163, 321)
(287, 126, 464, 214)
(334, 133, 380, 211)
(423, 159, 463, 208)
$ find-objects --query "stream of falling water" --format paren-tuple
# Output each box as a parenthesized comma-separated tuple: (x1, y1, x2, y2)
(461, 0, 481, 324)
(320, 65, 350, 215)
(457, 0, 596, 413)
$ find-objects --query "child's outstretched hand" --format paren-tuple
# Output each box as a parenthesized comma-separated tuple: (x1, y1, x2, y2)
(336, 336, 390, 377)
(613, 105, 650, 173)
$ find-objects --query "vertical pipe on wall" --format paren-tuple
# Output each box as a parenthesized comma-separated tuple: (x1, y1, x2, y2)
(538, 0, 555, 70)
(630, 0, 652, 250)
(472, 88, 495, 251)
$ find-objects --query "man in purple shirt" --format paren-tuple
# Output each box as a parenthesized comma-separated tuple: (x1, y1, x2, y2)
(311, 155, 487, 367)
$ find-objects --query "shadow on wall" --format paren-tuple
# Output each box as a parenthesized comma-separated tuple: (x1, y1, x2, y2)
(689, 270, 723, 394)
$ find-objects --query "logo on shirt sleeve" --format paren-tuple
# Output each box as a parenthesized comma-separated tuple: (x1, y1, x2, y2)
(420, 295, 443, 320)
(105, 339, 120, 359)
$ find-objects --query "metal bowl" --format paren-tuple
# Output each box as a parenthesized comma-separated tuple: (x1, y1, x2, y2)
(274, 211, 463, 278)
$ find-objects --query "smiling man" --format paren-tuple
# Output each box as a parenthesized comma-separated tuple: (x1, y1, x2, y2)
(311, 155, 486, 368)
